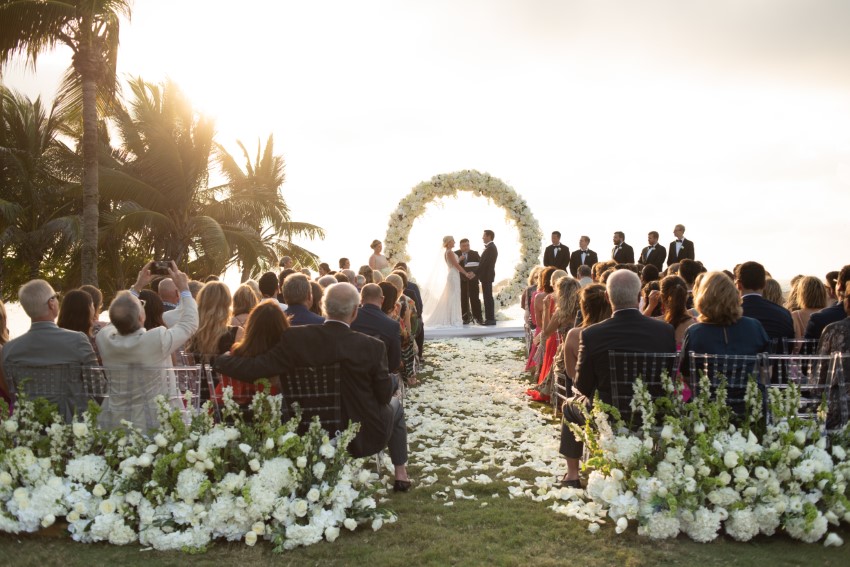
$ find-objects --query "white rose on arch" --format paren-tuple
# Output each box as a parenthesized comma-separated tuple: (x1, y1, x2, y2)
(383, 170, 543, 311)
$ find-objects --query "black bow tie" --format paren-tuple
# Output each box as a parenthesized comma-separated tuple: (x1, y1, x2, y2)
(677, 240, 683, 243)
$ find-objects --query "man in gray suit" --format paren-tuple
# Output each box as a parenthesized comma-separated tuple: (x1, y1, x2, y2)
(2, 279, 97, 420)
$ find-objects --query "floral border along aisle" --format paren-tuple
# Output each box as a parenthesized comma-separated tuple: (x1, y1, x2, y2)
(383, 170, 543, 309)
(0, 389, 394, 551)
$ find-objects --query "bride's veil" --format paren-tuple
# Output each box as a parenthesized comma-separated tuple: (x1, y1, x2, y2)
(419, 244, 450, 323)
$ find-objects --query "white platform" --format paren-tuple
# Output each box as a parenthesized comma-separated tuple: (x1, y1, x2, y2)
(424, 319, 525, 339)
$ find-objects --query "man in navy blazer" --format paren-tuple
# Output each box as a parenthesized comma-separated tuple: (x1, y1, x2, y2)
(559, 270, 676, 488)
(352, 284, 402, 373)
(283, 273, 325, 326)
(735, 262, 794, 342)
(805, 265, 850, 339)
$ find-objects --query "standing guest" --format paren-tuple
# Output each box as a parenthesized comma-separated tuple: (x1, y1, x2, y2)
(309, 282, 324, 316)
(284, 273, 325, 325)
(318, 263, 331, 277)
(479, 230, 499, 325)
(79, 284, 108, 335)
(736, 262, 794, 343)
(543, 231, 570, 270)
(818, 294, 850, 354)
(568, 236, 598, 278)
(805, 265, 850, 339)
(611, 231, 635, 264)
(763, 279, 784, 306)
(792, 276, 828, 338)
(563, 284, 612, 387)
(577, 265, 594, 287)
(368, 240, 391, 275)
(279, 256, 294, 270)
(339, 257, 350, 270)
(188, 282, 243, 362)
(526, 267, 556, 371)
(638, 231, 666, 271)
(215, 283, 412, 491)
(258, 271, 287, 310)
(231, 284, 259, 328)
(353, 284, 402, 374)
(3, 280, 97, 421)
(558, 270, 676, 487)
(680, 271, 769, 379)
(522, 267, 543, 356)
(138, 290, 166, 330)
(666, 224, 695, 268)
(158, 278, 180, 311)
(455, 239, 483, 325)
(318, 275, 338, 288)
(216, 299, 288, 407)
(645, 276, 696, 349)
(0, 300, 11, 404)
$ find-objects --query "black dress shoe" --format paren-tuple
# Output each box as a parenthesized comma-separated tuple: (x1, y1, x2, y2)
(559, 478, 582, 489)
(393, 479, 412, 492)
(483, 320, 497, 326)
(473, 319, 485, 326)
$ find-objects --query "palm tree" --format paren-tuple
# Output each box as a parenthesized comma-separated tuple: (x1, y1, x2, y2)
(214, 135, 324, 281)
(0, 85, 79, 296)
(0, 0, 133, 287)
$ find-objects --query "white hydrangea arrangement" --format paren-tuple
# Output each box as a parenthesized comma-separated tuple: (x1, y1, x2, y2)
(383, 170, 543, 309)
(542, 372, 850, 545)
(0, 387, 394, 552)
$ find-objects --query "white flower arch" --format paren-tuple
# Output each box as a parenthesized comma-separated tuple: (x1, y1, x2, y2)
(384, 170, 542, 309)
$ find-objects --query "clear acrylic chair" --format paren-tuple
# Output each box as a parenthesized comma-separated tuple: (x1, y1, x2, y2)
(758, 354, 834, 426)
(688, 353, 762, 418)
(279, 363, 342, 435)
(826, 353, 850, 430)
(4, 364, 88, 421)
(782, 338, 821, 355)
(608, 352, 680, 428)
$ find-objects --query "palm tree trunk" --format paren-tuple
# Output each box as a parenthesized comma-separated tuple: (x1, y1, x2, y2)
(80, 74, 99, 287)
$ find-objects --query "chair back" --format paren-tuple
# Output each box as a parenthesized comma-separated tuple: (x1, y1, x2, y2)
(782, 338, 820, 355)
(4, 364, 87, 421)
(759, 354, 834, 425)
(827, 354, 850, 429)
(688, 353, 761, 417)
(608, 352, 680, 426)
(279, 363, 342, 435)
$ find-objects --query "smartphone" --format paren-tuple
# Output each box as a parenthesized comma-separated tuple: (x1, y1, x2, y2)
(150, 260, 172, 276)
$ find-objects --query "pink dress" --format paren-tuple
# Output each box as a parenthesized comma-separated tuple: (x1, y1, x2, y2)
(524, 291, 546, 371)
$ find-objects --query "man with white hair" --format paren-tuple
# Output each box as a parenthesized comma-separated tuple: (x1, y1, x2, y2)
(2, 279, 97, 420)
(558, 269, 676, 488)
(214, 282, 412, 491)
(158, 277, 180, 311)
(96, 261, 199, 429)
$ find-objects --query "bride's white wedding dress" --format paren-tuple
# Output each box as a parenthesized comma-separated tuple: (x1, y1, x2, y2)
(421, 249, 463, 328)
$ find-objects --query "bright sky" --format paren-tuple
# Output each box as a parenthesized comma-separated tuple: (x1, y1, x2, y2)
(4, 0, 850, 287)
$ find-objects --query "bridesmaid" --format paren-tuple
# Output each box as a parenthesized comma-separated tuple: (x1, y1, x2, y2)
(525, 267, 556, 371)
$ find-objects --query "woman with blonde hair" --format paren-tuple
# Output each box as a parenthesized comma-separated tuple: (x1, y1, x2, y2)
(231, 284, 259, 328)
(791, 276, 828, 338)
(368, 239, 391, 275)
(762, 278, 784, 306)
(188, 282, 243, 362)
(680, 271, 769, 379)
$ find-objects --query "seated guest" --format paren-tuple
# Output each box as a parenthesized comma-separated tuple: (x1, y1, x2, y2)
(309, 281, 324, 316)
(284, 273, 325, 325)
(763, 278, 784, 306)
(792, 276, 827, 338)
(805, 265, 850, 339)
(680, 271, 770, 378)
(818, 294, 850, 354)
(645, 276, 695, 349)
(97, 262, 199, 429)
(300, 268, 312, 277)
(393, 263, 424, 356)
(277, 269, 297, 303)
(216, 299, 288, 406)
(352, 284, 402, 374)
(358, 265, 374, 286)
(231, 284, 259, 328)
(318, 275, 338, 288)
(372, 271, 384, 284)
(334, 273, 350, 284)
(79, 284, 108, 335)
(577, 265, 593, 287)
(559, 270, 676, 487)
(640, 264, 660, 287)
(825, 271, 840, 305)
(188, 282, 243, 362)
(355, 274, 367, 289)
(215, 283, 412, 490)
(342, 269, 357, 284)
(736, 261, 794, 343)
(138, 290, 166, 330)
(379, 282, 401, 318)
(641, 281, 662, 317)
(57, 290, 100, 362)
(784, 275, 805, 312)
(188, 280, 205, 299)
(666, 262, 680, 276)
(158, 277, 180, 311)
(2, 280, 98, 420)
(678, 259, 700, 309)
(0, 300, 11, 405)
(563, 284, 612, 383)
(258, 271, 287, 310)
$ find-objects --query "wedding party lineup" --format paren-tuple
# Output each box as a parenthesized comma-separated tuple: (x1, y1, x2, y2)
(2, 0, 850, 563)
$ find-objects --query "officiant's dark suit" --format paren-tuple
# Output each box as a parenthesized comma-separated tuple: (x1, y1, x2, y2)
(478, 236, 498, 324)
(543, 244, 570, 270)
(569, 249, 598, 278)
(455, 248, 483, 324)
(612, 243, 635, 264)
(666, 238, 695, 268)
(214, 321, 393, 458)
(638, 244, 667, 271)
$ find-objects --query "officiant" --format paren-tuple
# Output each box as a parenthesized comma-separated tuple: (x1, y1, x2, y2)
(456, 238, 484, 325)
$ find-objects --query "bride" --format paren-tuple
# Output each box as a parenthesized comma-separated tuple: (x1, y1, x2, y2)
(421, 235, 473, 328)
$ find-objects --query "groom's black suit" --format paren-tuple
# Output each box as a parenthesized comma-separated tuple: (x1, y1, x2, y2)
(478, 241, 498, 323)
(455, 249, 483, 323)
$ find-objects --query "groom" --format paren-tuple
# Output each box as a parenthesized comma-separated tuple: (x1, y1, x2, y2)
(455, 238, 483, 325)
(479, 230, 498, 326)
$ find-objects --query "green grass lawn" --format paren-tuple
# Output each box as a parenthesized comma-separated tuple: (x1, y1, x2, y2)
(2, 338, 849, 566)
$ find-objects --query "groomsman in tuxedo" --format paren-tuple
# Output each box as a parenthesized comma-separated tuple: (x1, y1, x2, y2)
(611, 231, 634, 264)
(638, 231, 666, 271)
(543, 231, 570, 270)
(455, 238, 483, 325)
(569, 236, 598, 278)
(666, 224, 695, 268)
(478, 230, 498, 325)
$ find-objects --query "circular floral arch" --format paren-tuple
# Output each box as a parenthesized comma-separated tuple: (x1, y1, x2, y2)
(384, 170, 542, 309)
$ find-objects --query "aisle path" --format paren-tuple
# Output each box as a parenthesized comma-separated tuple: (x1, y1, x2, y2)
(405, 337, 563, 503)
